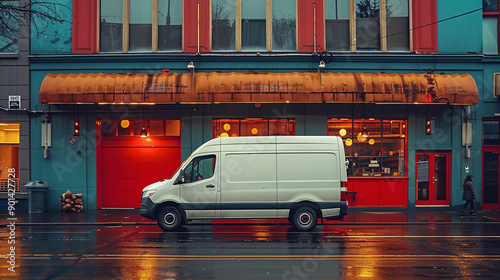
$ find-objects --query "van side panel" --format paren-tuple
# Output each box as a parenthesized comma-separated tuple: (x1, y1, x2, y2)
(220, 151, 277, 218)
(277, 152, 340, 208)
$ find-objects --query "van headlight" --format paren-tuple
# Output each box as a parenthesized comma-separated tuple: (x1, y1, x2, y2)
(142, 189, 157, 198)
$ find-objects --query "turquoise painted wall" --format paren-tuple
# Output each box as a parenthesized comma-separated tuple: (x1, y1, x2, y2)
(30, 112, 96, 211)
(437, 0, 483, 54)
(30, 53, 498, 211)
(30, 0, 73, 54)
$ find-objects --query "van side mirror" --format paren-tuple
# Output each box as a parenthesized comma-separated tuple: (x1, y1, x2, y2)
(179, 169, 185, 183)
(175, 169, 185, 184)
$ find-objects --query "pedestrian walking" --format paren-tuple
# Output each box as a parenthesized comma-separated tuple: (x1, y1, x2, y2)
(461, 175, 476, 216)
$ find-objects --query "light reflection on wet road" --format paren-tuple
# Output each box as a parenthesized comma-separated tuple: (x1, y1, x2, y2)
(1, 223, 500, 279)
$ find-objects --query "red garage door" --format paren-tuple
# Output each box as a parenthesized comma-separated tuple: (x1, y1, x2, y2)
(97, 119, 181, 208)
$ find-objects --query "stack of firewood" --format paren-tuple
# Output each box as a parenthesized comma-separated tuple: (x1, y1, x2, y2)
(60, 190, 83, 212)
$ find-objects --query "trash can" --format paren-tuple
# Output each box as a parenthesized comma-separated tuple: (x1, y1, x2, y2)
(25, 181, 48, 213)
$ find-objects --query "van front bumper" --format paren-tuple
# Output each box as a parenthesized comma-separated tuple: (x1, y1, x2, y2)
(140, 197, 157, 220)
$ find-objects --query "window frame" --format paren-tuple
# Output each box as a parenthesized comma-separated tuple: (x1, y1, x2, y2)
(97, 0, 183, 53)
(178, 155, 217, 184)
(483, 119, 500, 146)
(483, 0, 500, 55)
(213, 118, 296, 137)
(324, 0, 412, 53)
(327, 118, 408, 177)
(494, 73, 500, 98)
(210, 0, 298, 52)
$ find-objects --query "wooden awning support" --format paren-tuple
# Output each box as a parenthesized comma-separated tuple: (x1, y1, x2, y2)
(39, 72, 478, 105)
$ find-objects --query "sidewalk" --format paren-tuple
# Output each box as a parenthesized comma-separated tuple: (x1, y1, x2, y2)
(2, 209, 500, 227)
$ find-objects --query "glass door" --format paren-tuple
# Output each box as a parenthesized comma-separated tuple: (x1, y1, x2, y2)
(415, 152, 450, 206)
(483, 150, 500, 210)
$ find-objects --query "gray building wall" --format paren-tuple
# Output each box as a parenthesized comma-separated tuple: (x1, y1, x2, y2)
(0, 0, 31, 208)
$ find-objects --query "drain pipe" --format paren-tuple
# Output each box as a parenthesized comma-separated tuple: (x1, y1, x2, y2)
(464, 106, 471, 159)
(42, 113, 50, 159)
(313, 2, 317, 54)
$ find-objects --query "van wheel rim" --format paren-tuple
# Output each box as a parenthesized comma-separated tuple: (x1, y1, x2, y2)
(298, 212, 311, 226)
(164, 213, 176, 225)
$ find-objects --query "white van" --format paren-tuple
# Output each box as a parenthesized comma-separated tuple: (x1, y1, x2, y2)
(140, 136, 348, 231)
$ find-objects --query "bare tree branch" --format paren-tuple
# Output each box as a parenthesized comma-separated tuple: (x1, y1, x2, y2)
(0, 0, 72, 51)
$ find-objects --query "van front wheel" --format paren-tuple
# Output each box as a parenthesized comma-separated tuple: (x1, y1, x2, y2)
(292, 206, 317, 231)
(158, 206, 182, 231)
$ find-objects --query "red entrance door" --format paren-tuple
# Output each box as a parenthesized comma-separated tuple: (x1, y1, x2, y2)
(415, 152, 450, 206)
(97, 119, 181, 208)
(483, 149, 500, 210)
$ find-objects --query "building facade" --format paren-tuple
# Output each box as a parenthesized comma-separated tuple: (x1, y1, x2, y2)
(0, 0, 31, 209)
(20, 0, 500, 212)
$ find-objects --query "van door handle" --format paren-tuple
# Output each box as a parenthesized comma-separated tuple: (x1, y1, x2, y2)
(206, 184, 215, 188)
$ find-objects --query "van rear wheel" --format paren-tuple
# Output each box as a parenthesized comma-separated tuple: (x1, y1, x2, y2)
(158, 206, 182, 231)
(292, 206, 317, 231)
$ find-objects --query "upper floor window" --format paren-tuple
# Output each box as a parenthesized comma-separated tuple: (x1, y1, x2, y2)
(324, 0, 409, 52)
(99, 0, 182, 53)
(483, 0, 500, 54)
(0, 1, 19, 53)
(212, 0, 296, 52)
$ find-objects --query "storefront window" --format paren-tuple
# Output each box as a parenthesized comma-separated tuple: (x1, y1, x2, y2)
(0, 123, 19, 191)
(213, 119, 295, 137)
(328, 118, 406, 176)
(101, 119, 180, 137)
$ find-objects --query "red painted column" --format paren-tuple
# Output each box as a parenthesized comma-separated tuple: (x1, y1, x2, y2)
(297, 0, 324, 53)
(184, 0, 210, 53)
(72, 0, 97, 54)
(412, 0, 437, 53)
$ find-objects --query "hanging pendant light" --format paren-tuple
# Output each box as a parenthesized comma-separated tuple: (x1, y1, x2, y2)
(140, 127, 147, 137)
(361, 114, 368, 137)
(140, 110, 147, 137)
(361, 126, 368, 137)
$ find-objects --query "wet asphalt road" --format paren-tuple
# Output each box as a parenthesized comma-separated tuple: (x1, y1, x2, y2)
(1, 217, 500, 279)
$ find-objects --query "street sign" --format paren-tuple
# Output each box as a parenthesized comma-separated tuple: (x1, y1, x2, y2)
(8, 96, 21, 109)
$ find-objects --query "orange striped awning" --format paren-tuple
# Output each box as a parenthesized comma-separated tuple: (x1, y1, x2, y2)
(39, 72, 478, 105)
